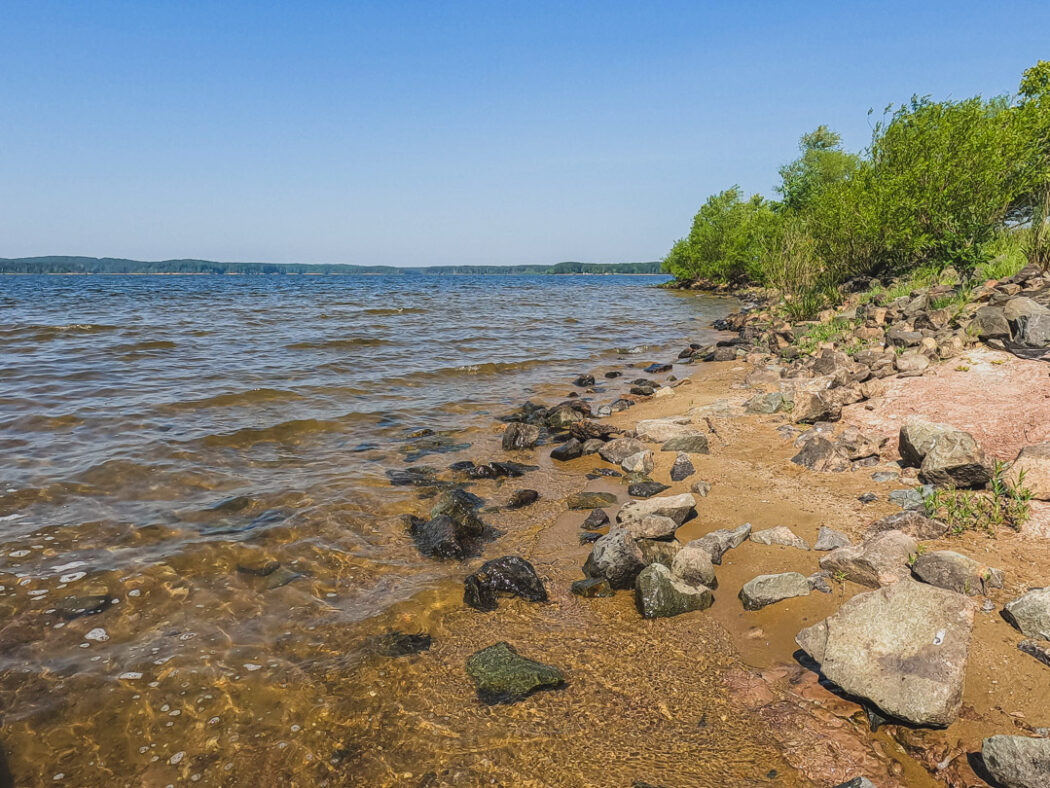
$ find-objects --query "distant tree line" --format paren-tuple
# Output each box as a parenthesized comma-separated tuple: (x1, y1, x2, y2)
(0, 256, 663, 276)
(663, 61, 1050, 317)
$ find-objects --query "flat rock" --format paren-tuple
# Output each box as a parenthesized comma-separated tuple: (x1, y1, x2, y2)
(863, 510, 947, 541)
(670, 453, 695, 481)
(567, 491, 618, 510)
(911, 550, 1003, 597)
(1004, 588, 1050, 640)
(739, 572, 810, 610)
(688, 523, 751, 565)
(463, 556, 548, 611)
(634, 417, 697, 443)
(586, 528, 646, 589)
(814, 526, 851, 551)
(1007, 443, 1050, 501)
(750, 526, 809, 551)
(819, 530, 917, 587)
(796, 580, 974, 727)
(616, 493, 696, 528)
(465, 642, 565, 704)
(661, 434, 710, 453)
(634, 563, 714, 619)
(598, 437, 648, 464)
(670, 543, 717, 588)
(624, 513, 679, 540)
(981, 735, 1050, 788)
(628, 480, 671, 498)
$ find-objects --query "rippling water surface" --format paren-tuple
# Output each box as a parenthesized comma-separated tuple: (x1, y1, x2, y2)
(0, 274, 738, 785)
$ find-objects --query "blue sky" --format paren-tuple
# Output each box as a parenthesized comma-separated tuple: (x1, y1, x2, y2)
(1, 1, 1047, 266)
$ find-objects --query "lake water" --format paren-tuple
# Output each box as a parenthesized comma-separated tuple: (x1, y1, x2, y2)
(0, 274, 741, 785)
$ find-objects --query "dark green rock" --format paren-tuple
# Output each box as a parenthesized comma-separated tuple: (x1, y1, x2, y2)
(571, 577, 614, 597)
(463, 556, 547, 611)
(465, 642, 565, 704)
(628, 481, 670, 498)
(429, 489, 485, 536)
(634, 564, 713, 619)
(371, 631, 432, 657)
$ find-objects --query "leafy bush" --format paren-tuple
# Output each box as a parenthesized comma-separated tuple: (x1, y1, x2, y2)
(922, 461, 1033, 535)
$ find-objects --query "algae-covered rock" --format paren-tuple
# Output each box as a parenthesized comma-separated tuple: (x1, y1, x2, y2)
(567, 491, 618, 510)
(634, 563, 713, 619)
(463, 556, 547, 611)
(465, 642, 565, 704)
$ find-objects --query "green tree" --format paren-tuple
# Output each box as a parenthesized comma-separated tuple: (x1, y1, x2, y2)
(776, 125, 859, 214)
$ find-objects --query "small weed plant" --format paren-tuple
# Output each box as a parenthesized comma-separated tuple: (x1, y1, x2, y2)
(923, 462, 1033, 535)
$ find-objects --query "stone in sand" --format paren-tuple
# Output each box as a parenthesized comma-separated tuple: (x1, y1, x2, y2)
(819, 530, 917, 588)
(910, 550, 1003, 597)
(790, 436, 850, 472)
(465, 642, 565, 704)
(863, 510, 947, 541)
(634, 563, 714, 619)
(621, 450, 655, 474)
(598, 437, 648, 464)
(688, 523, 751, 565)
(796, 580, 974, 727)
(814, 526, 850, 551)
(624, 513, 679, 540)
(550, 438, 584, 461)
(981, 735, 1050, 788)
(616, 493, 696, 529)
(628, 481, 670, 498)
(581, 508, 609, 529)
(463, 556, 548, 611)
(739, 572, 810, 610)
(750, 526, 809, 551)
(670, 542, 717, 588)
(1003, 588, 1050, 640)
(635, 418, 704, 444)
(670, 453, 695, 481)
(660, 434, 710, 454)
(690, 480, 711, 497)
(792, 391, 841, 424)
(507, 489, 539, 509)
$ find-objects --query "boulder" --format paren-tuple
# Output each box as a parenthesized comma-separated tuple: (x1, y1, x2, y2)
(670, 453, 695, 482)
(796, 581, 974, 727)
(981, 735, 1050, 788)
(791, 436, 851, 472)
(546, 403, 586, 431)
(895, 352, 930, 375)
(599, 437, 648, 464)
(739, 572, 811, 610)
(814, 526, 851, 551)
(863, 510, 948, 541)
(745, 392, 785, 414)
(550, 438, 584, 461)
(793, 391, 842, 424)
(920, 430, 991, 489)
(688, 523, 751, 564)
(899, 420, 956, 467)
(463, 556, 548, 611)
(621, 450, 655, 474)
(1003, 588, 1050, 640)
(819, 530, 917, 587)
(973, 305, 1011, 340)
(1018, 639, 1050, 669)
(502, 422, 540, 451)
(634, 563, 714, 619)
(636, 538, 681, 568)
(624, 513, 679, 540)
(1007, 443, 1050, 500)
(910, 550, 1004, 596)
(750, 526, 810, 551)
(586, 529, 646, 589)
(616, 494, 696, 529)
(1016, 313, 1050, 348)
(661, 434, 710, 453)
(628, 481, 671, 498)
(670, 543, 718, 589)
(465, 642, 565, 704)
(634, 417, 697, 443)
(1004, 296, 1050, 324)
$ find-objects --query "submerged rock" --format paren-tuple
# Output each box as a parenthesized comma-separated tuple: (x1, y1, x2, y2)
(372, 631, 432, 657)
(410, 515, 471, 559)
(502, 422, 540, 451)
(54, 595, 111, 620)
(571, 577, 614, 598)
(796, 581, 974, 727)
(507, 489, 539, 509)
(430, 489, 485, 537)
(634, 563, 713, 619)
(463, 556, 548, 611)
(465, 642, 565, 704)
(568, 491, 618, 510)
(739, 572, 810, 610)
(981, 735, 1050, 788)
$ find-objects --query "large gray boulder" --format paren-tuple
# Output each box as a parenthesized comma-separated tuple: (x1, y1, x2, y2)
(1015, 313, 1050, 348)
(819, 530, 917, 588)
(616, 493, 696, 529)
(981, 735, 1050, 788)
(750, 526, 810, 551)
(636, 538, 680, 568)
(974, 305, 1011, 340)
(920, 430, 992, 489)
(624, 514, 679, 540)
(863, 510, 948, 541)
(814, 525, 851, 551)
(634, 563, 714, 619)
(796, 581, 974, 727)
(598, 437, 647, 464)
(739, 572, 811, 610)
(898, 419, 955, 467)
(670, 542, 718, 589)
(793, 391, 842, 424)
(1007, 443, 1050, 500)
(1004, 296, 1050, 325)
(911, 550, 1004, 596)
(688, 523, 751, 565)
(1003, 588, 1050, 640)
(586, 529, 646, 589)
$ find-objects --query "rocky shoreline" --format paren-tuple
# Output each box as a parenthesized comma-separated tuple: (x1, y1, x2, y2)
(378, 262, 1050, 787)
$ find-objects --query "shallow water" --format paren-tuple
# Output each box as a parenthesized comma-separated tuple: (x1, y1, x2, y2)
(0, 274, 752, 785)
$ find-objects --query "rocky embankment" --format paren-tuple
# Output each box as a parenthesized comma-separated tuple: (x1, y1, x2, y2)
(385, 262, 1050, 787)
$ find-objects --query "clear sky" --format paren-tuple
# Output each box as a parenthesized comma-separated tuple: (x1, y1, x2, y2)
(1, 1, 1048, 267)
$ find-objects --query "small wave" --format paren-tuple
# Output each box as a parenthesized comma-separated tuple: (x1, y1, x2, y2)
(285, 337, 389, 351)
(200, 413, 374, 448)
(361, 307, 427, 316)
(110, 340, 177, 353)
(381, 357, 580, 386)
(1, 323, 121, 341)
(168, 388, 307, 410)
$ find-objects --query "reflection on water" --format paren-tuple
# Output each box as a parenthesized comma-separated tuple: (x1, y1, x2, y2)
(0, 274, 753, 785)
